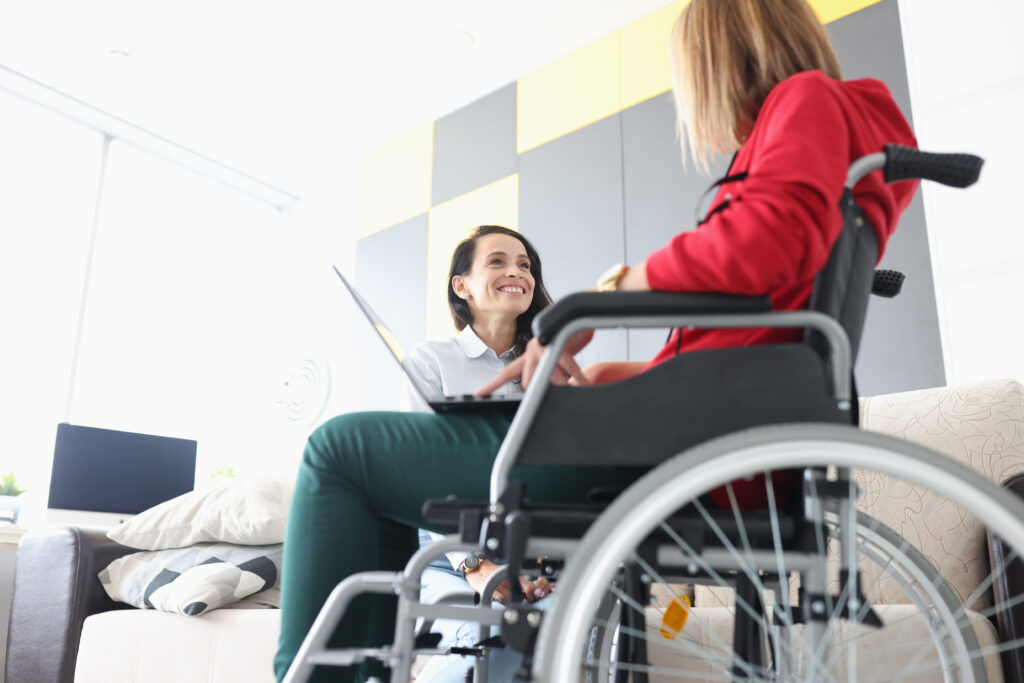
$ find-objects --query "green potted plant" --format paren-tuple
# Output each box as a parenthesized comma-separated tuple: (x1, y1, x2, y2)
(0, 471, 26, 524)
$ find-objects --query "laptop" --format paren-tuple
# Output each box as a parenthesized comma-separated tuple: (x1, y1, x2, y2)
(334, 266, 521, 414)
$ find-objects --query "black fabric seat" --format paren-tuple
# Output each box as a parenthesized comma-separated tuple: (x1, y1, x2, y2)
(515, 342, 851, 468)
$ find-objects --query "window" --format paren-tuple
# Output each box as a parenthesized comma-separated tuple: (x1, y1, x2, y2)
(0, 90, 104, 495)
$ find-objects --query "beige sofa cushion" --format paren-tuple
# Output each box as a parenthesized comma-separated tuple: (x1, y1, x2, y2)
(645, 605, 1003, 681)
(74, 609, 279, 682)
(694, 379, 1024, 613)
(858, 378, 1024, 610)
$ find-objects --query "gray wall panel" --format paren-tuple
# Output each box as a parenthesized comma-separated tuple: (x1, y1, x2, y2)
(621, 91, 730, 361)
(829, 0, 945, 393)
(828, 0, 914, 118)
(432, 83, 518, 206)
(858, 194, 946, 394)
(518, 114, 627, 367)
(355, 0, 941, 397)
(352, 215, 428, 411)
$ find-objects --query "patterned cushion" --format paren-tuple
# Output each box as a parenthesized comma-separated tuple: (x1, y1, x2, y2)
(693, 379, 1024, 611)
(858, 378, 1024, 610)
(99, 543, 282, 616)
(646, 605, 1004, 680)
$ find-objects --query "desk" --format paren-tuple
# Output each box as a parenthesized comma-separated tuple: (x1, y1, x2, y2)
(0, 524, 25, 550)
(0, 525, 26, 681)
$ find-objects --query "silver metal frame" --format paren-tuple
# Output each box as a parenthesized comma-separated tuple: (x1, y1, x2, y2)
(284, 149, 989, 683)
(533, 425, 1021, 682)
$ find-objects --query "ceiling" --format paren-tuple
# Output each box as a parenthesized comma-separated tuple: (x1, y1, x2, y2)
(0, 0, 675, 199)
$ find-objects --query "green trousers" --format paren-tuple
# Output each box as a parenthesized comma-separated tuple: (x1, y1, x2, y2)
(274, 410, 640, 682)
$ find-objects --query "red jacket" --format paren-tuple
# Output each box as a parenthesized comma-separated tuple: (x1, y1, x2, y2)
(645, 70, 919, 367)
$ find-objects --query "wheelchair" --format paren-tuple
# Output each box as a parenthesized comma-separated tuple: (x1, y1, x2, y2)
(284, 145, 1024, 682)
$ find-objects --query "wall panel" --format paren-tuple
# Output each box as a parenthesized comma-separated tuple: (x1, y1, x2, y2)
(620, 91, 732, 361)
(354, 0, 941, 410)
(518, 114, 628, 367)
(353, 214, 428, 410)
(828, 0, 945, 393)
(432, 84, 518, 206)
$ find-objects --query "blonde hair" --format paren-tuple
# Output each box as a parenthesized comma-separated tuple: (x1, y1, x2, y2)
(670, 0, 842, 171)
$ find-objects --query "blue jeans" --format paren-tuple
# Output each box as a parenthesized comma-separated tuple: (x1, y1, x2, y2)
(416, 539, 552, 683)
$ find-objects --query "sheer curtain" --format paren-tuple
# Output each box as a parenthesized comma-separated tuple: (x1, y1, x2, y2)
(70, 141, 304, 485)
(0, 90, 104, 500)
(1, 93, 323, 521)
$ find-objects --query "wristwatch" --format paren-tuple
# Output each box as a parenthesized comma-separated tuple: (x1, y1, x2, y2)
(461, 554, 485, 575)
(597, 263, 630, 292)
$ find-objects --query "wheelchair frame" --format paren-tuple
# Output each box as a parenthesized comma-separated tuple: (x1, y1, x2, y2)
(283, 146, 1015, 683)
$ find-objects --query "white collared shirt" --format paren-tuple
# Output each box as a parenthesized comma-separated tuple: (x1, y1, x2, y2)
(401, 325, 524, 570)
(400, 325, 524, 413)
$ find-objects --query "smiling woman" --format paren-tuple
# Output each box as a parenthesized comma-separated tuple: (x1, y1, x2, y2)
(447, 225, 552, 355)
(274, 223, 622, 683)
(401, 224, 555, 411)
(392, 225, 559, 682)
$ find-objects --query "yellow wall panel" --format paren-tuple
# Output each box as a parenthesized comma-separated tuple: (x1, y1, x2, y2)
(425, 174, 519, 341)
(620, 0, 688, 109)
(809, 0, 884, 24)
(517, 33, 621, 155)
(356, 124, 433, 238)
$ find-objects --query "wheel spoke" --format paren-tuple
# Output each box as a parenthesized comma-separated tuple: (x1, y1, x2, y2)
(536, 426, 1024, 683)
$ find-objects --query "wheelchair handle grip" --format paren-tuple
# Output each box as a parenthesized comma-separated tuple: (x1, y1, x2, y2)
(883, 144, 983, 188)
(871, 269, 904, 298)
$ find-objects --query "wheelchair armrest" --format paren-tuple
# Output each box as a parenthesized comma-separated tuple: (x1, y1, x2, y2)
(532, 291, 772, 345)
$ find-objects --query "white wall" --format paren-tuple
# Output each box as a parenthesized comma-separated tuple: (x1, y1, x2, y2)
(899, 0, 1024, 386)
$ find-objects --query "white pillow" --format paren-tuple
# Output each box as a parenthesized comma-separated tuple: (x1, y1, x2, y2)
(108, 476, 293, 550)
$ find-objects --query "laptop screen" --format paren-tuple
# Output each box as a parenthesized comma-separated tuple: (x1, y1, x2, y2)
(48, 423, 197, 515)
(334, 265, 444, 402)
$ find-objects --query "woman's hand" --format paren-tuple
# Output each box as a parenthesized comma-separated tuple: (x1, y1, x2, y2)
(464, 559, 554, 604)
(477, 330, 594, 394)
(573, 360, 648, 386)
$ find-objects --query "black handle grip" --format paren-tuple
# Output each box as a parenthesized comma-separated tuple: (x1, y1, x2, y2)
(871, 269, 904, 298)
(884, 144, 983, 188)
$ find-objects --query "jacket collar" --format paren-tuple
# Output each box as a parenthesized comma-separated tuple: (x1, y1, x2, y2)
(456, 325, 515, 360)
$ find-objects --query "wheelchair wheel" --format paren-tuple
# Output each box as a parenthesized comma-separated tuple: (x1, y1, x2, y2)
(583, 590, 622, 683)
(534, 424, 1024, 682)
(569, 510, 979, 683)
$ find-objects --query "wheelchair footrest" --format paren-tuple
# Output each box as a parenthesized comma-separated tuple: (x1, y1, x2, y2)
(306, 647, 391, 667)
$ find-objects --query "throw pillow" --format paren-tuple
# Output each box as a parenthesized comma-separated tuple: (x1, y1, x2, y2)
(108, 476, 292, 550)
(99, 542, 282, 616)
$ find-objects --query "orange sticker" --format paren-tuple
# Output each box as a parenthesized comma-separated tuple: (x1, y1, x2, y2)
(659, 594, 691, 640)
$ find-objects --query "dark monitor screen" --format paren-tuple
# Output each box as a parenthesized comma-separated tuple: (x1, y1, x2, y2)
(48, 423, 197, 514)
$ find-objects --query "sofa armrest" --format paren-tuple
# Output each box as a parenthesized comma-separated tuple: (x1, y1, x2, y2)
(5, 526, 135, 683)
(989, 472, 1024, 683)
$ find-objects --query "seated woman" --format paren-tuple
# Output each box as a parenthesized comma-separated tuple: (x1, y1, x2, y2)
(276, 1, 919, 680)
(402, 225, 557, 682)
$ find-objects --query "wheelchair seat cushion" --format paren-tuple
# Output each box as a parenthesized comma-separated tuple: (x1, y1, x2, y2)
(516, 342, 852, 469)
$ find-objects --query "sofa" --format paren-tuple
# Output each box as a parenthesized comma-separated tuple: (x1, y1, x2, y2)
(6, 379, 1024, 682)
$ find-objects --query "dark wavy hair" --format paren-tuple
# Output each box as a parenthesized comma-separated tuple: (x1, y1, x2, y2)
(447, 225, 553, 356)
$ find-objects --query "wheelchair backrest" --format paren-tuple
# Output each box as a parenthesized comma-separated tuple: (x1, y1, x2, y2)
(805, 189, 879, 367)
